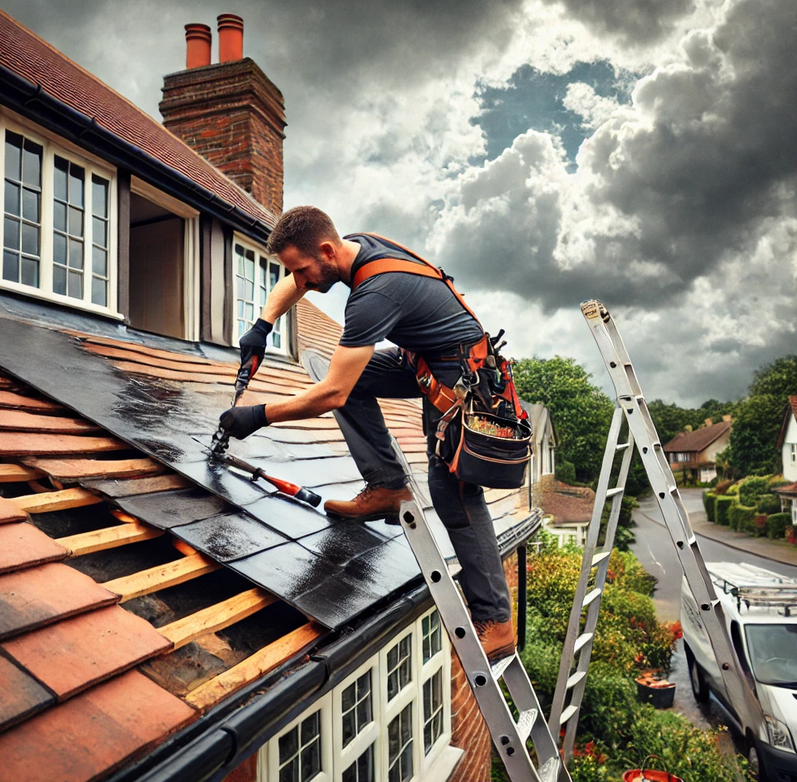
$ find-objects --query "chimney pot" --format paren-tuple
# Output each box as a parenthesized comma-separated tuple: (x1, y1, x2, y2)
(217, 14, 244, 62)
(704, 418, 713, 426)
(185, 23, 212, 69)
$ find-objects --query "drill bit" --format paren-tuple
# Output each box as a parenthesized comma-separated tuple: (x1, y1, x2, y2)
(210, 354, 260, 458)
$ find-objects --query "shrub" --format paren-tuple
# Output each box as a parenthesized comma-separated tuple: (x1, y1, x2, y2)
(715, 479, 734, 495)
(739, 476, 769, 507)
(729, 503, 757, 533)
(727, 483, 740, 495)
(703, 491, 716, 522)
(767, 512, 790, 540)
(556, 459, 577, 485)
(756, 493, 781, 515)
(715, 495, 735, 526)
(768, 476, 789, 490)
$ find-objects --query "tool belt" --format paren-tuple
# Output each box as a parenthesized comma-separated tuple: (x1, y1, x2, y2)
(352, 234, 531, 489)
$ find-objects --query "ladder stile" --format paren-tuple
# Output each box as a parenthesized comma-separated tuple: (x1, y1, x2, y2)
(397, 498, 570, 782)
(578, 299, 764, 744)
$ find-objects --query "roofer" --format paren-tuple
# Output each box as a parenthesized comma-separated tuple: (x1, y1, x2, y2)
(219, 205, 526, 662)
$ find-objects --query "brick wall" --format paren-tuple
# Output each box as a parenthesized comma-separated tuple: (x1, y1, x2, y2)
(160, 59, 285, 215)
(221, 753, 256, 782)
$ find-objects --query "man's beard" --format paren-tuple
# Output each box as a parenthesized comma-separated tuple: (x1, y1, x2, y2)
(313, 255, 340, 293)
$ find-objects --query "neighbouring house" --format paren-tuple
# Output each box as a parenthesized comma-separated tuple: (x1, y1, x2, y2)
(0, 12, 540, 782)
(523, 402, 556, 499)
(777, 396, 797, 482)
(663, 417, 732, 484)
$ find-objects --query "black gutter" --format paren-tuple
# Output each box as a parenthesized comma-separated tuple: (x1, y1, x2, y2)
(108, 511, 542, 782)
(0, 65, 274, 246)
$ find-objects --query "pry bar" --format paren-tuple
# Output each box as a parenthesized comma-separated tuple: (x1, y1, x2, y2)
(223, 452, 322, 508)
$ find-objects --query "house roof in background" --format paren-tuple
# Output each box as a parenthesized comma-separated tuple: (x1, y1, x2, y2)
(662, 420, 731, 454)
(0, 11, 277, 233)
(777, 396, 797, 449)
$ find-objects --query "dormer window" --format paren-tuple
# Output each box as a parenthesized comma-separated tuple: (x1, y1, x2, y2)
(1, 120, 117, 315)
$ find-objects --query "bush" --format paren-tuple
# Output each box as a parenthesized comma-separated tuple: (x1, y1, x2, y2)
(729, 503, 757, 533)
(756, 493, 781, 515)
(767, 512, 790, 540)
(703, 491, 716, 522)
(556, 459, 577, 485)
(715, 495, 735, 526)
(739, 476, 769, 507)
(727, 483, 740, 495)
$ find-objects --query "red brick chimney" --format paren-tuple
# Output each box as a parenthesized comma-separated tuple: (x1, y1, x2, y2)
(160, 14, 285, 215)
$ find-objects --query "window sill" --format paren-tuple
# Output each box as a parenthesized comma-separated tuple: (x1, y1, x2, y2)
(0, 281, 122, 320)
(422, 745, 465, 782)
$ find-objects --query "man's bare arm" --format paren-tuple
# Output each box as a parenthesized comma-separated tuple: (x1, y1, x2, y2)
(265, 345, 375, 423)
(261, 274, 305, 324)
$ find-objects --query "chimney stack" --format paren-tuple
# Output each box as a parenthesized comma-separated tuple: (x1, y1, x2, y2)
(160, 15, 286, 215)
(704, 418, 713, 426)
(217, 14, 243, 62)
(184, 23, 212, 69)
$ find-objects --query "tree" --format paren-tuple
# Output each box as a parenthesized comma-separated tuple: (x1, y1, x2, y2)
(513, 356, 614, 484)
(728, 356, 797, 476)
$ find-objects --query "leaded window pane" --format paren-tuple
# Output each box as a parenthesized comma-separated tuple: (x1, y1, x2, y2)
(388, 704, 413, 782)
(422, 610, 442, 663)
(21, 222, 39, 255)
(22, 144, 41, 187)
(3, 218, 18, 251)
(5, 133, 21, 180)
(387, 635, 412, 701)
(4, 132, 41, 290)
(279, 711, 322, 782)
(91, 275, 107, 307)
(3, 250, 18, 282)
(21, 256, 38, 288)
(53, 264, 66, 295)
(4, 180, 20, 213)
(53, 156, 84, 299)
(423, 669, 444, 753)
(22, 189, 39, 222)
(92, 176, 108, 217)
(342, 743, 375, 782)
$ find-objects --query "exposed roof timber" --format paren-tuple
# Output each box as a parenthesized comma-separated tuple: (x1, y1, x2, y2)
(0, 65, 274, 246)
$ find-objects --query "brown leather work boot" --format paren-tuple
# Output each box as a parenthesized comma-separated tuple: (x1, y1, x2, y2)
(475, 619, 516, 663)
(324, 484, 413, 522)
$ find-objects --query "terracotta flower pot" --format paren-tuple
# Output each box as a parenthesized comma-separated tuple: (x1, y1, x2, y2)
(623, 770, 684, 782)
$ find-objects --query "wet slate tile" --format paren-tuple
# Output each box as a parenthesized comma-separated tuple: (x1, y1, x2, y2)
(0, 563, 118, 641)
(2, 605, 172, 700)
(172, 512, 289, 562)
(242, 494, 333, 538)
(0, 655, 54, 732)
(0, 669, 195, 782)
(114, 488, 228, 530)
(80, 474, 190, 498)
(0, 522, 69, 574)
(298, 524, 391, 567)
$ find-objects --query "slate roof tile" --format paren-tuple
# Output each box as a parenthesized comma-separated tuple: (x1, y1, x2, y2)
(0, 654, 55, 732)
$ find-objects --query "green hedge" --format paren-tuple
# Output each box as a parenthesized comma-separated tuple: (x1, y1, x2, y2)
(767, 512, 791, 540)
(729, 503, 756, 533)
(739, 476, 769, 507)
(715, 495, 735, 526)
(756, 493, 781, 515)
(703, 491, 716, 522)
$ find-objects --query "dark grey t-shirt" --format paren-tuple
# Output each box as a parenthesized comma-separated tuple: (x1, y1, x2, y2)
(339, 234, 483, 354)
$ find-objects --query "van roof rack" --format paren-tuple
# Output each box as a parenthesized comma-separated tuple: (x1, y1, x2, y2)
(710, 574, 797, 616)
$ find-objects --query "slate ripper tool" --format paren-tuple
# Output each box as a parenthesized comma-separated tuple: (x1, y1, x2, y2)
(223, 452, 322, 507)
(210, 354, 259, 456)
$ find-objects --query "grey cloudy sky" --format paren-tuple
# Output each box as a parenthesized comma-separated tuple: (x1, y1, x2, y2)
(5, 0, 797, 406)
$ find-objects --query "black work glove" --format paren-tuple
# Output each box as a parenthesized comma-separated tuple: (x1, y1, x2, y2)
(238, 318, 273, 369)
(219, 404, 269, 440)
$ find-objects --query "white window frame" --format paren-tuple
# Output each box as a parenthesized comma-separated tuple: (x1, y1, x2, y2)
(259, 692, 333, 782)
(790, 443, 796, 464)
(0, 110, 120, 318)
(257, 608, 454, 782)
(231, 233, 289, 356)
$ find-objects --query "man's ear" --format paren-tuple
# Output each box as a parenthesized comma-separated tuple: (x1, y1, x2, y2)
(318, 241, 337, 261)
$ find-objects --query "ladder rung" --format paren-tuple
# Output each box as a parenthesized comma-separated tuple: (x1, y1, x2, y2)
(582, 587, 602, 607)
(559, 704, 578, 725)
(606, 487, 624, 498)
(516, 708, 538, 742)
(591, 551, 611, 567)
(566, 671, 586, 690)
(573, 632, 594, 653)
(616, 441, 631, 451)
(491, 654, 515, 681)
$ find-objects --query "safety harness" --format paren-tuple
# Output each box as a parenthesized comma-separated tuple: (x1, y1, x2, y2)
(351, 234, 531, 489)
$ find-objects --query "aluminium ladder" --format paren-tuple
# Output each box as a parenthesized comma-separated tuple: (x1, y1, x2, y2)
(398, 498, 570, 782)
(548, 300, 763, 762)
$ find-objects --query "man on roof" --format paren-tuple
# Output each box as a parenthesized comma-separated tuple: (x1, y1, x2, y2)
(219, 205, 516, 662)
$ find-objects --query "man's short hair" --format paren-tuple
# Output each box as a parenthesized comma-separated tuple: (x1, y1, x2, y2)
(267, 206, 341, 257)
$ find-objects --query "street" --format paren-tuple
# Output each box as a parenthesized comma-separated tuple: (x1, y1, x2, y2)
(630, 488, 797, 733)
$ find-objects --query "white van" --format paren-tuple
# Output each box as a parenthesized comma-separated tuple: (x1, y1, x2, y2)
(680, 562, 797, 782)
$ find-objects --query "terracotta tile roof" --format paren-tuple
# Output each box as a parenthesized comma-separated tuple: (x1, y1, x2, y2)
(0, 11, 277, 230)
(540, 482, 595, 524)
(662, 420, 731, 454)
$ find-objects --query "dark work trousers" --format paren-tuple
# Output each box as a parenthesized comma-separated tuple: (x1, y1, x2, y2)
(332, 347, 512, 623)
